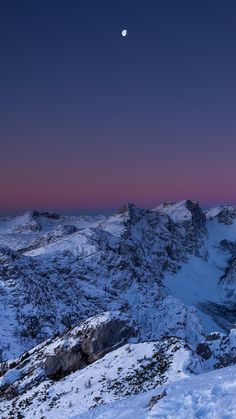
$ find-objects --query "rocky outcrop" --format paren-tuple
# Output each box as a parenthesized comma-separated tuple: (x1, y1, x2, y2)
(220, 257, 236, 302)
(196, 328, 236, 369)
(185, 199, 206, 232)
(217, 206, 236, 225)
(43, 340, 86, 380)
(206, 205, 236, 225)
(155, 200, 207, 258)
(44, 311, 136, 379)
(0, 311, 136, 397)
(77, 311, 136, 362)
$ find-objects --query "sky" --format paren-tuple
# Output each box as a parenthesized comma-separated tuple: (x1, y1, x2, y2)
(1, 0, 236, 214)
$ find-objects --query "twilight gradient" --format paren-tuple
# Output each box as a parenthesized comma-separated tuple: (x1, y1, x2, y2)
(1, 0, 236, 213)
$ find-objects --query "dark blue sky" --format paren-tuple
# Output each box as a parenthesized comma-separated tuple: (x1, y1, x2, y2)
(1, 0, 236, 213)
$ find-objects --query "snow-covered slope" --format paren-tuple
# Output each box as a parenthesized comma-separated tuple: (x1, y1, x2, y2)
(0, 332, 204, 418)
(0, 201, 236, 417)
(84, 364, 236, 419)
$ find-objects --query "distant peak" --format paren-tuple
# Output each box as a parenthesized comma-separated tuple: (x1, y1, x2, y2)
(32, 211, 61, 220)
(117, 203, 138, 215)
(154, 199, 202, 223)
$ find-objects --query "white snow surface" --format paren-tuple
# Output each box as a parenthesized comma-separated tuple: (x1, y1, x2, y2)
(80, 365, 236, 419)
(165, 217, 236, 333)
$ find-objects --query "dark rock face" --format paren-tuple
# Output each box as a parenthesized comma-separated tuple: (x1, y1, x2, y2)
(219, 240, 236, 256)
(117, 203, 133, 215)
(196, 342, 212, 360)
(220, 257, 236, 302)
(217, 207, 236, 225)
(198, 301, 236, 332)
(33, 211, 61, 220)
(185, 200, 206, 232)
(148, 391, 167, 410)
(43, 342, 86, 380)
(117, 203, 145, 225)
(155, 200, 207, 259)
(43, 312, 136, 380)
(204, 329, 236, 369)
(182, 200, 207, 259)
(78, 312, 136, 362)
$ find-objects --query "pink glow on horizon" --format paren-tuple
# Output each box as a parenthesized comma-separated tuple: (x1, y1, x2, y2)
(1, 170, 236, 213)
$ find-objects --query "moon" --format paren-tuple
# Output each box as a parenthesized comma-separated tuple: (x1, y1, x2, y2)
(121, 29, 127, 37)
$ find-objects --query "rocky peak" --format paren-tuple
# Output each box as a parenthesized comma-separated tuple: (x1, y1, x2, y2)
(117, 203, 145, 224)
(32, 211, 61, 220)
(185, 199, 206, 231)
(155, 199, 205, 228)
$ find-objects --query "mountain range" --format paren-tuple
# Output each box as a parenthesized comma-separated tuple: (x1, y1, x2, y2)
(0, 200, 235, 418)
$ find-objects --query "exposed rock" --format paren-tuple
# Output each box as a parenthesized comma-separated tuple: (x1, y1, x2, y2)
(217, 206, 236, 225)
(196, 342, 212, 360)
(220, 256, 236, 302)
(206, 332, 222, 341)
(205, 328, 236, 369)
(148, 390, 167, 410)
(219, 239, 236, 256)
(154, 200, 207, 258)
(77, 311, 137, 362)
(185, 199, 206, 232)
(32, 211, 61, 220)
(43, 341, 86, 380)
(205, 205, 236, 223)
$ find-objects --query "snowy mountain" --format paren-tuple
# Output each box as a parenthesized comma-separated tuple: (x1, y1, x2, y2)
(0, 200, 236, 417)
